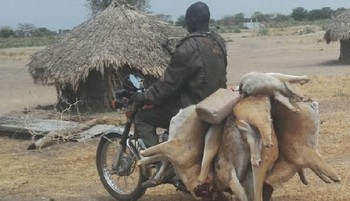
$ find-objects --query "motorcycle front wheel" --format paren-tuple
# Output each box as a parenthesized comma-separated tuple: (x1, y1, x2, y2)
(96, 133, 146, 201)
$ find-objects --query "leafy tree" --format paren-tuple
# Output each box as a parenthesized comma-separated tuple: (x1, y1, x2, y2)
(16, 23, 37, 37)
(252, 12, 274, 22)
(0, 26, 15, 38)
(209, 18, 216, 25)
(85, 0, 150, 15)
(252, 12, 263, 21)
(33, 27, 57, 37)
(334, 7, 347, 16)
(175, 15, 186, 27)
(217, 13, 245, 26)
(306, 7, 334, 21)
(233, 13, 246, 24)
(307, 9, 324, 21)
(126, 0, 150, 11)
(291, 7, 308, 21)
(154, 14, 172, 23)
(58, 29, 70, 35)
(273, 13, 291, 22)
(219, 15, 236, 26)
(320, 7, 333, 19)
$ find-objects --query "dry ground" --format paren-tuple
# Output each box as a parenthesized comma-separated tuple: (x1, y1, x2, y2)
(0, 28, 350, 201)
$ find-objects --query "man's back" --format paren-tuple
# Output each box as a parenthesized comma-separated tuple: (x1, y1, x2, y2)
(131, 1, 229, 188)
(176, 31, 227, 107)
(145, 31, 227, 108)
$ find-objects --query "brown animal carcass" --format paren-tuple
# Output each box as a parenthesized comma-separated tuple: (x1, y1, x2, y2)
(139, 96, 278, 201)
(239, 72, 310, 114)
(263, 100, 341, 200)
(138, 92, 340, 201)
(139, 104, 262, 201)
(214, 96, 278, 201)
(138, 105, 211, 199)
(234, 95, 274, 148)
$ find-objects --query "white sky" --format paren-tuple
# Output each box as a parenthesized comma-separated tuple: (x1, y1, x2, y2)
(0, 0, 349, 31)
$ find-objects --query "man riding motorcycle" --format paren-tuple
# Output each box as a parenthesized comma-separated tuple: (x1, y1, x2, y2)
(130, 1, 228, 189)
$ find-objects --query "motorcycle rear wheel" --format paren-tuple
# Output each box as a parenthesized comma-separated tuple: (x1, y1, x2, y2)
(96, 133, 146, 201)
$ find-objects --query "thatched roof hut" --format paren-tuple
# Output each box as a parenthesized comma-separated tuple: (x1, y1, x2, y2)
(324, 9, 350, 62)
(28, 2, 186, 110)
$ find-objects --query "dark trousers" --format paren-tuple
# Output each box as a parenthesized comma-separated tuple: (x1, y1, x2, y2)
(134, 104, 180, 147)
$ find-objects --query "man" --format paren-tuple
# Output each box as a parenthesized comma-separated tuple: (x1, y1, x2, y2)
(130, 1, 227, 188)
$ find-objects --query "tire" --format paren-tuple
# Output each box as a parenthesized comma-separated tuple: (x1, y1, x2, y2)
(96, 133, 146, 201)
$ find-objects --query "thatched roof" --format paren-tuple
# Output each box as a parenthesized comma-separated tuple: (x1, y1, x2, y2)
(28, 2, 186, 90)
(324, 9, 350, 43)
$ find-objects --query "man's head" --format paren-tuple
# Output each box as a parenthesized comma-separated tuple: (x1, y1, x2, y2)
(185, 2, 210, 33)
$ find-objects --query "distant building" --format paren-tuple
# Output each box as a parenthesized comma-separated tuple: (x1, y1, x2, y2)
(243, 19, 263, 30)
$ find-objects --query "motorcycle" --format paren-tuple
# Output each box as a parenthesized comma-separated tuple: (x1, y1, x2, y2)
(96, 74, 181, 201)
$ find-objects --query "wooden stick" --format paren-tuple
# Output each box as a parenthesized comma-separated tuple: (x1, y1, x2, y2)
(28, 117, 107, 150)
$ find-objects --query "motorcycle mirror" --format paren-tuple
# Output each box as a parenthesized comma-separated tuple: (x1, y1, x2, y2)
(129, 74, 141, 90)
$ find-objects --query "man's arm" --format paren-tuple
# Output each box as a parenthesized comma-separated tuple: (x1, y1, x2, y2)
(145, 39, 201, 104)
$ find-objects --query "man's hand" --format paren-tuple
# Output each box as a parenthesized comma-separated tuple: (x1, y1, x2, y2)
(129, 92, 146, 105)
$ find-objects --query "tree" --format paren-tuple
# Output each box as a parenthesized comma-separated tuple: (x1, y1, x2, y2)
(0, 26, 15, 38)
(209, 18, 216, 25)
(252, 12, 274, 22)
(334, 7, 347, 16)
(154, 14, 172, 23)
(85, 0, 150, 15)
(320, 7, 333, 19)
(252, 12, 263, 21)
(233, 13, 246, 24)
(219, 15, 236, 26)
(33, 27, 57, 37)
(175, 15, 186, 27)
(291, 7, 308, 21)
(306, 7, 334, 21)
(126, 0, 149, 11)
(16, 23, 37, 37)
(273, 13, 291, 22)
(307, 9, 324, 21)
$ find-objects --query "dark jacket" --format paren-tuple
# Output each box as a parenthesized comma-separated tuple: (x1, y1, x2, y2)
(145, 31, 227, 108)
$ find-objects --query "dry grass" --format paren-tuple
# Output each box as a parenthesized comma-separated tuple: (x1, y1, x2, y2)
(0, 46, 45, 62)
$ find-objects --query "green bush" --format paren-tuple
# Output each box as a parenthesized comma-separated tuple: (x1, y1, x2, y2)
(0, 27, 15, 38)
(258, 27, 269, 36)
(233, 27, 241, 33)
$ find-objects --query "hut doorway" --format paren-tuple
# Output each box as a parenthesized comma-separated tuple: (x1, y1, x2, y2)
(80, 69, 108, 110)
(56, 69, 109, 111)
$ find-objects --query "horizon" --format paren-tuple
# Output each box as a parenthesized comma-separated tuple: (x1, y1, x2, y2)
(0, 0, 349, 31)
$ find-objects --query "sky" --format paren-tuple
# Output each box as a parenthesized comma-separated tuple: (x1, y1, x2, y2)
(0, 0, 349, 31)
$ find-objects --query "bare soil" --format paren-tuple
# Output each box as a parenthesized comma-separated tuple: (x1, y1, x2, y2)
(1, 28, 350, 201)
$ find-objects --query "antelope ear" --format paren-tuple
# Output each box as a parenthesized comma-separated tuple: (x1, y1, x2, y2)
(236, 119, 252, 132)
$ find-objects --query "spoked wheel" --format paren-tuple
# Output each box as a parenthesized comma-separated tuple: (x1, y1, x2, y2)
(96, 133, 146, 201)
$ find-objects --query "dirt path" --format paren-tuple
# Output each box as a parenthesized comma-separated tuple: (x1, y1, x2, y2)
(0, 47, 56, 116)
(1, 30, 350, 201)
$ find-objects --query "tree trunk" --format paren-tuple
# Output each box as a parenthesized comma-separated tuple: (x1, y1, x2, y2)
(339, 39, 350, 62)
